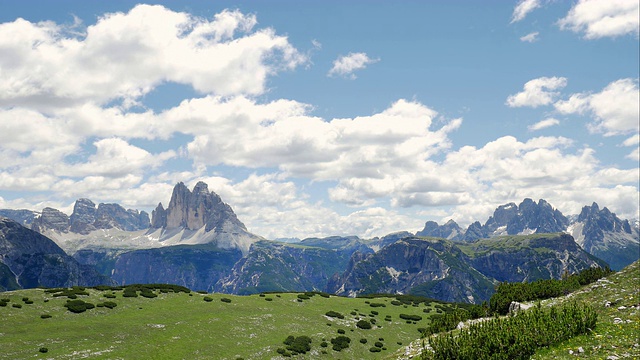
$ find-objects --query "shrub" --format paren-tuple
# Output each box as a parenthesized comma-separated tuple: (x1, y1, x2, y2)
(399, 313, 422, 321)
(369, 302, 386, 307)
(22, 297, 29, 302)
(265, 298, 273, 301)
(350, 311, 357, 315)
(320, 341, 328, 347)
(259, 294, 266, 297)
(325, 310, 344, 319)
(360, 338, 368, 344)
(369, 347, 381, 352)
(221, 298, 232, 303)
(203, 296, 213, 302)
(390, 300, 402, 306)
(283, 335, 312, 355)
(104, 293, 116, 299)
(330, 335, 351, 351)
(297, 294, 310, 300)
(39, 347, 48, 353)
(0, 302, 6, 307)
(24, 300, 34, 304)
(12, 304, 22, 308)
(140, 291, 157, 299)
(374, 341, 383, 348)
(102, 301, 117, 309)
(337, 329, 345, 334)
(40, 314, 52, 319)
(370, 310, 379, 315)
(64, 300, 95, 313)
(356, 320, 372, 329)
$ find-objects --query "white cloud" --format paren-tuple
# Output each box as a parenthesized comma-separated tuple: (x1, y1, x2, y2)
(559, 0, 639, 39)
(328, 52, 379, 79)
(528, 118, 560, 131)
(555, 78, 639, 136)
(0, 5, 306, 110)
(520, 31, 540, 42)
(511, 0, 542, 23)
(506, 77, 567, 107)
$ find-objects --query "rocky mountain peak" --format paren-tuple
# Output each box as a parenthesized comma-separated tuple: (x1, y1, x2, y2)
(69, 198, 97, 234)
(31, 207, 70, 233)
(153, 181, 247, 233)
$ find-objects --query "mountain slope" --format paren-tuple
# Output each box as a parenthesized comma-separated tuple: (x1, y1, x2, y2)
(0, 217, 112, 289)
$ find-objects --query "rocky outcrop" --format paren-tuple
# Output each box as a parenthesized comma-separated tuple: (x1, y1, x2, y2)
(327, 237, 495, 303)
(481, 198, 568, 238)
(0, 218, 113, 289)
(31, 200, 150, 236)
(567, 203, 639, 270)
(0, 209, 37, 227)
(155, 181, 246, 233)
(217, 240, 364, 294)
(31, 207, 70, 233)
(467, 233, 607, 283)
(416, 219, 462, 239)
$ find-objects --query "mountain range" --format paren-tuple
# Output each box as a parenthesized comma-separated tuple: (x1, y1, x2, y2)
(0, 181, 637, 303)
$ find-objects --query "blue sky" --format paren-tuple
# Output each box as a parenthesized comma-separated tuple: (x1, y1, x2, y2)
(0, 0, 638, 239)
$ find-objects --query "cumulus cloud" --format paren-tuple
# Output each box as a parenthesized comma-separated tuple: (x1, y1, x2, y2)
(520, 31, 540, 42)
(528, 118, 560, 131)
(0, 5, 306, 110)
(511, 0, 542, 23)
(506, 77, 567, 107)
(555, 78, 639, 136)
(328, 52, 379, 79)
(559, 0, 639, 39)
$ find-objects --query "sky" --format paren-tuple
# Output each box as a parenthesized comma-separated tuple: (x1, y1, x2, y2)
(0, 0, 638, 239)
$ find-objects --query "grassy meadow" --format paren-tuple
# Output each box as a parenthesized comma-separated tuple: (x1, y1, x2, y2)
(1, 287, 451, 359)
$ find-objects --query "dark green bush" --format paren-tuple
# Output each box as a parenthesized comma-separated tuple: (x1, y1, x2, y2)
(22, 297, 29, 302)
(350, 311, 357, 315)
(0, 302, 6, 307)
(320, 341, 328, 347)
(39, 347, 48, 353)
(390, 300, 402, 306)
(369, 302, 386, 307)
(104, 294, 116, 299)
(360, 338, 368, 344)
(297, 294, 310, 300)
(203, 296, 213, 302)
(325, 310, 344, 319)
(259, 294, 266, 297)
(370, 347, 381, 352)
(356, 320, 372, 329)
(371, 310, 379, 315)
(40, 314, 52, 319)
(102, 301, 117, 309)
(64, 299, 95, 313)
(337, 329, 345, 334)
(399, 314, 422, 321)
(330, 335, 351, 351)
(283, 335, 312, 355)
(374, 341, 383, 348)
(221, 298, 232, 303)
(265, 298, 273, 301)
(426, 302, 597, 360)
(12, 304, 22, 308)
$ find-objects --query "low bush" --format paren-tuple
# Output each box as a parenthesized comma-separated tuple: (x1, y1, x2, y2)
(337, 329, 345, 334)
(330, 335, 351, 351)
(370, 347, 381, 353)
(265, 298, 273, 301)
(101, 301, 117, 309)
(374, 341, 383, 348)
(297, 294, 310, 300)
(12, 304, 22, 308)
(64, 299, 95, 313)
(40, 314, 52, 319)
(369, 302, 386, 307)
(203, 296, 213, 302)
(399, 314, 422, 321)
(325, 310, 344, 319)
(356, 320, 372, 329)
(360, 338, 368, 344)
(370, 310, 379, 315)
(104, 294, 116, 299)
(426, 302, 597, 360)
(283, 335, 312, 355)
(390, 300, 402, 306)
(221, 298, 232, 303)
(39, 347, 48, 353)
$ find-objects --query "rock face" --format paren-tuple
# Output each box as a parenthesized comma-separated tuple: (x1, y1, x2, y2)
(31, 200, 150, 236)
(0, 209, 37, 227)
(567, 203, 640, 270)
(148, 182, 261, 253)
(327, 237, 495, 303)
(0, 218, 112, 289)
(466, 233, 607, 283)
(31, 207, 70, 233)
(217, 238, 368, 294)
(327, 233, 605, 303)
(111, 244, 243, 292)
(480, 198, 568, 238)
(154, 181, 246, 233)
(416, 220, 462, 239)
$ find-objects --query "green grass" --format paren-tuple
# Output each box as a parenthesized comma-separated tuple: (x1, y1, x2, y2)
(530, 260, 640, 359)
(0, 288, 458, 359)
